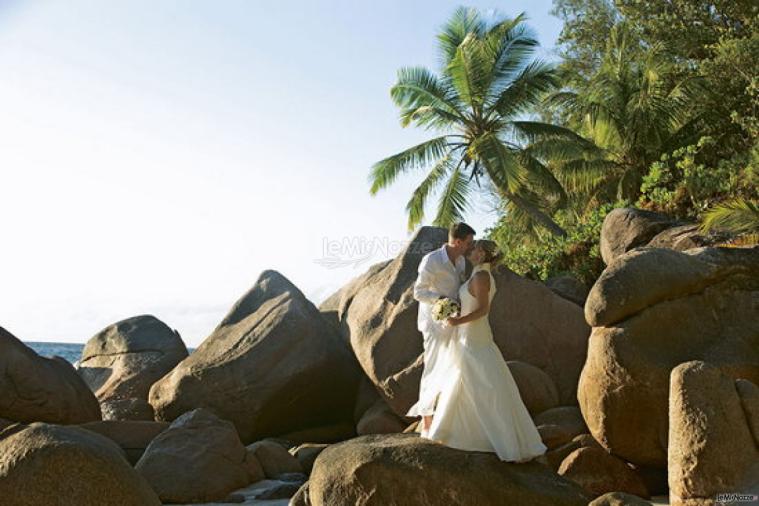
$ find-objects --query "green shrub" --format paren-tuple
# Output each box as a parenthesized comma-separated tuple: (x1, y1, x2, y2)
(487, 201, 625, 287)
(638, 136, 757, 219)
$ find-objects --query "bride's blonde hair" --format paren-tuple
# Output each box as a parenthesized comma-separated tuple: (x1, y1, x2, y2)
(474, 239, 504, 264)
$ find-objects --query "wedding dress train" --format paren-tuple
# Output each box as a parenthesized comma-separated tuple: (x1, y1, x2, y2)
(422, 263, 547, 462)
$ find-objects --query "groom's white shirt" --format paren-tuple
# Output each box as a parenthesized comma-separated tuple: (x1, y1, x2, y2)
(414, 244, 466, 333)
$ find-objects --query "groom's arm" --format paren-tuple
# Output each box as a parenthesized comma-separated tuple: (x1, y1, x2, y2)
(413, 254, 441, 304)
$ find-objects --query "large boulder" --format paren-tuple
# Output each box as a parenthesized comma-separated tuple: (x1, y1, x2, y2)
(78, 420, 169, 465)
(246, 439, 303, 478)
(588, 492, 653, 506)
(599, 208, 676, 265)
(0, 326, 101, 424)
(646, 223, 723, 252)
(507, 361, 560, 416)
(135, 408, 252, 503)
(558, 446, 649, 499)
(149, 270, 360, 443)
(0, 422, 160, 505)
(330, 226, 590, 415)
(289, 443, 329, 475)
(545, 433, 603, 471)
(355, 398, 407, 435)
(489, 267, 590, 406)
(100, 397, 155, 421)
(276, 422, 356, 445)
(305, 433, 589, 505)
(668, 361, 759, 506)
(736, 378, 759, 445)
(534, 406, 589, 450)
(319, 259, 391, 339)
(599, 207, 724, 265)
(545, 275, 589, 307)
(579, 246, 759, 468)
(340, 227, 449, 415)
(78, 314, 188, 404)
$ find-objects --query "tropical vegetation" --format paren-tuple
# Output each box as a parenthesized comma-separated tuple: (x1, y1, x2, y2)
(371, 2, 758, 285)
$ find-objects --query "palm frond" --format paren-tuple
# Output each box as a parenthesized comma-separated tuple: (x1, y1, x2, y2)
(701, 199, 759, 235)
(391, 67, 465, 121)
(432, 162, 471, 227)
(437, 7, 485, 66)
(405, 154, 455, 230)
(369, 136, 451, 194)
(470, 133, 527, 193)
(517, 152, 568, 207)
(446, 33, 490, 111)
(511, 120, 595, 145)
(399, 105, 462, 130)
(553, 158, 619, 196)
(523, 137, 603, 162)
(489, 59, 559, 117)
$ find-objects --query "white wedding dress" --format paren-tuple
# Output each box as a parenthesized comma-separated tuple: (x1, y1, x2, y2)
(422, 263, 548, 462)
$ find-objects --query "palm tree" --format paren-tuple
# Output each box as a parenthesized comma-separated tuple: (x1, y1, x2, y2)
(369, 8, 593, 236)
(540, 22, 710, 209)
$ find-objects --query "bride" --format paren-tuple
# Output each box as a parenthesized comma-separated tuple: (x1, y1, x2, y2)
(420, 239, 547, 463)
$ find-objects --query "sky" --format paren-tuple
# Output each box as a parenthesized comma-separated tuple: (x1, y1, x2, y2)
(0, 0, 564, 346)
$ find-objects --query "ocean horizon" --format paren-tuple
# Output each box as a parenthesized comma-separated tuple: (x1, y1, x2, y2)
(25, 341, 195, 366)
(25, 341, 84, 365)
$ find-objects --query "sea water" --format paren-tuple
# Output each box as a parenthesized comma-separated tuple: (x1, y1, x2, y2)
(25, 341, 84, 365)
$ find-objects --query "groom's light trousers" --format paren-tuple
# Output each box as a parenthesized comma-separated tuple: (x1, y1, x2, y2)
(408, 323, 456, 417)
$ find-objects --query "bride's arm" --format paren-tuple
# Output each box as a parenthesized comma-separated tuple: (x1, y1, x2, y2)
(447, 272, 490, 325)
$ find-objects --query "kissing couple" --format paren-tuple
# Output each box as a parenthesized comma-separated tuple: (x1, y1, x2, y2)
(406, 222, 547, 463)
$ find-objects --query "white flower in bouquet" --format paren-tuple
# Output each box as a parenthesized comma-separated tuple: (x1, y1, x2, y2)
(432, 297, 460, 322)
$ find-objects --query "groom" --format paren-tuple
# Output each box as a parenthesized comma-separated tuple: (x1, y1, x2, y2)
(409, 222, 475, 432)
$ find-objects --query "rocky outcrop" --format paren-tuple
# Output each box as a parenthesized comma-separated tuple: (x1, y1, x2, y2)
(0, 422, 160, 505)
(246, 439, 303, 478)
(736, 378, 759, 445)
(488, 266, 590, 406)
(135, 408, 253, 503)
(668, 361, 759, 506)
(0, 326, 101, 424)
(588, 491, 653, 506)
(78, 315, 188, 407)
(355, 397, 407, 435)
(78, 420, 169, 465)
(646, 223, 722, 251)
(276, 422, 356, 446)
(319, 259, 391, 339)
(558, 446, 649, 499)
(304, 433, 589, 505)
(599, 207, 724, 265)
(276, 422, 355, 445)
(507, 361, 560, 416)
(545, 275, 589, 306)
(149, 270, 360, 443)
(535, 406, 589, 450)
(579, 246, 759, 468)
(338, 227, 448, 415)
(545, 433, 603, 470)
(328, 226, 590, 416)
(100, 397, 155, 421)
(290, 443, 329, 475)
(600, 208, 676, 265)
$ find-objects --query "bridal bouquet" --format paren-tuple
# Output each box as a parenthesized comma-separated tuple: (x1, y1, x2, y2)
(432, 297, 460, 322)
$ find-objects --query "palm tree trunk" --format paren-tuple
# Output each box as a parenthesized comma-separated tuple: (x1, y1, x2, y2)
(506, 192, 568, 237)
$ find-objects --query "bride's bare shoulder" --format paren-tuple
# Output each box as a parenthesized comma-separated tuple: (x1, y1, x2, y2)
(471, 270, 491, 287)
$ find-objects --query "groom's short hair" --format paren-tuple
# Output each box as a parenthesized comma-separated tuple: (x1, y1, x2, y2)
(449, 222, 475, 240)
